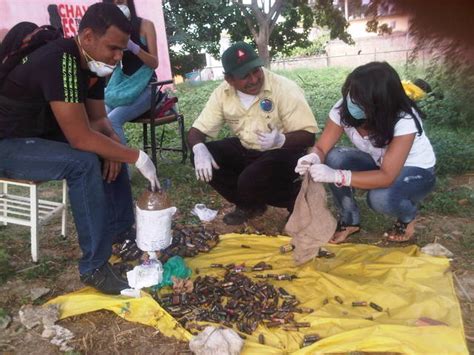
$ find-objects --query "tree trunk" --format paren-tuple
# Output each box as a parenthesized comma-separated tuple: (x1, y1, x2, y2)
(256, 24, 271, 67)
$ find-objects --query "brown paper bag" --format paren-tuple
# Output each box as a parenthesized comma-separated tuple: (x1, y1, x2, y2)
(284, 174, 337, 265)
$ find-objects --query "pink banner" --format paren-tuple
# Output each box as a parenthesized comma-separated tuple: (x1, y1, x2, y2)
(0, 0, 172, 81)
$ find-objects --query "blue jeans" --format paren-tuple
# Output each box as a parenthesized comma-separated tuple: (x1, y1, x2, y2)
(106, 86, 151, 145)
(325, 147, 436, 225)
(0, 138, 135, 274)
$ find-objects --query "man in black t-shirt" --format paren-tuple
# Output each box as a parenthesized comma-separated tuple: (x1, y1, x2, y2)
(0, 3, 159, 295)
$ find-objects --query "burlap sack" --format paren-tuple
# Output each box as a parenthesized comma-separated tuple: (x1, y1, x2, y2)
(284, 174, 337, 265)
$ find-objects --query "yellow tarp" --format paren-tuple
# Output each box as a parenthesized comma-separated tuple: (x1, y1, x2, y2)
(48, 234, 468, 354)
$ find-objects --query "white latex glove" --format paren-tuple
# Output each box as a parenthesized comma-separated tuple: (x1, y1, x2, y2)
(134, 150, 161, 191)
(295, 152, 321, 175)
(309, 163, 352, 187)
(192, 143, 219, 182)
(257, 127, 285, 151)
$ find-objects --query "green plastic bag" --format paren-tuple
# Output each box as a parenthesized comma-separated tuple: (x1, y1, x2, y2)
(152, 256, 191, 290)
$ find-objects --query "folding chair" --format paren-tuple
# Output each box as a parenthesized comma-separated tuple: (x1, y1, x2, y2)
(131, 80, 187, 165)
(0, 178, 67, 262)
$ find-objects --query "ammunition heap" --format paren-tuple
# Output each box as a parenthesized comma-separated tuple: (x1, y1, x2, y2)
(113, 225, 220, 271)
(156, 225, 220, 263)
(154, 262, 318, 343)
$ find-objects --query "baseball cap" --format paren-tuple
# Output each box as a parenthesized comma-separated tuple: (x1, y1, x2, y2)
(222, 42, 264, 79)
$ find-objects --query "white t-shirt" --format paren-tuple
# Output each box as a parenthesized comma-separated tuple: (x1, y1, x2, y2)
(237, 90, 257, 110)
(329, 99, 436, 168)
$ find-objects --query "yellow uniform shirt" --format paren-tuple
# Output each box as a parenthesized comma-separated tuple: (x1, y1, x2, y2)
(192, 68, 319, 150)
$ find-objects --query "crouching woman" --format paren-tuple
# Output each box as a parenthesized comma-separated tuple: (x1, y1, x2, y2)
(295, 62, 436, 243)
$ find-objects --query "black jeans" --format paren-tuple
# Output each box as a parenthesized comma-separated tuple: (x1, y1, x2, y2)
(202, 138, 306, 211)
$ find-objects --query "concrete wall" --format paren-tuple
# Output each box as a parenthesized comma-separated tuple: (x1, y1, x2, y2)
(272, 33, 430, 71)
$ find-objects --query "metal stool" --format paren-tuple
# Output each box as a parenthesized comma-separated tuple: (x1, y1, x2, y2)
(0, 178, 67, 262)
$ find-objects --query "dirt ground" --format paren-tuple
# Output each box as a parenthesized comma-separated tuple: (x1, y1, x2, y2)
(0, 179, 473, 354)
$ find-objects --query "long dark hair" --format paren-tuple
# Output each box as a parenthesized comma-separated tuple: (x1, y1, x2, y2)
(339, 61, 424, 148)
(102, 0, 141, 43)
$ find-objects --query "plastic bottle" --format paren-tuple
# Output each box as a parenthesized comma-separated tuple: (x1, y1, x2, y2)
(137, 186, 171, 211)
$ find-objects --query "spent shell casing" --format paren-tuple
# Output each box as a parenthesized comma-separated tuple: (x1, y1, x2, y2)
(280, 243, 295, 254)
(294, 322, 311, 327)
(297, 307, 314, 313)
(283, 325, 299, 331)
(303, 334, 320, 342)
(264, 321, 282, 328)
(369, 302, 383, 312)
(241, 244, 251, 248)
(210, 263, 223, 268)
(352, 301, 367, 307)
(322, 298, 329, 305)
(335, 296, 344, 304)
(302, 340, 317, 348)
(258, 333, 265, 344)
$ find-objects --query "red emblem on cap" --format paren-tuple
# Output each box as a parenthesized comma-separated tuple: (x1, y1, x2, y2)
(236, 49, 247, 63)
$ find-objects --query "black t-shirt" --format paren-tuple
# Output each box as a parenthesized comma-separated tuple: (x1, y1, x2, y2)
(0, 37, 105, 139)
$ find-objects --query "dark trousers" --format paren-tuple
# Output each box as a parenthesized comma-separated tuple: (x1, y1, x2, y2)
(204, 138, 306, 211)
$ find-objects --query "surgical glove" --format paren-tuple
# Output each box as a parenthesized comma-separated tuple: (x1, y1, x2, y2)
(127, 39, 140, 55)
(192, 143, 219, 182)
(257, 127, 285, 151)
(295, 152, 321, 175)
(309, 164, 352, 187)
(135, 150, 161, 191)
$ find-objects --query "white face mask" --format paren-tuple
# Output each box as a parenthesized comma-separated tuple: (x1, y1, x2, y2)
(117, 4, 131, 20)
(78, 37, 116, 77)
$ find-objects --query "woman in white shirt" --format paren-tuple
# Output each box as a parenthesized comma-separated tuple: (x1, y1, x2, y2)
(295, 62, 436, 243)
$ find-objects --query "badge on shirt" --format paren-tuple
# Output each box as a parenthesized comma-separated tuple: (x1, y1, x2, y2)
(260, 98, 274, 113)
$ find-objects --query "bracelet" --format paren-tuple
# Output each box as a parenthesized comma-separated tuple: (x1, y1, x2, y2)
(334, 170, 349, 188)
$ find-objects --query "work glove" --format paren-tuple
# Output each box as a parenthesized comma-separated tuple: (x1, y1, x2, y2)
(257, 127, 285, 151)
(192, 143, 219, 182)
(309, 164, 352, 187)
(295, 152, 321, 175)
(134, 150, 161, 191)
(127, 39, 140, 55)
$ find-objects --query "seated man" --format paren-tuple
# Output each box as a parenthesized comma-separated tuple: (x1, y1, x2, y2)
(0, 3, 159, 294)
(187, 42, 318, 225)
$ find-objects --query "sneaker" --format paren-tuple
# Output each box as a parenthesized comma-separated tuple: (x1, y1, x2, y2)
(223, 205, 267, 225)
(80, 262, 129, 295)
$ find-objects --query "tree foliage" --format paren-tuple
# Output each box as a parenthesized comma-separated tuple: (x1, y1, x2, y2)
(163, 0, 351, 71)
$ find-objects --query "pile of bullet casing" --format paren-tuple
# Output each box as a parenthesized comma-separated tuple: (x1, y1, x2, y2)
(154, 264, 315, 337)
(156, 225, 219, 263)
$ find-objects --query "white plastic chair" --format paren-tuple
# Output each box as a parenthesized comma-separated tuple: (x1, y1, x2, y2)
(0, 178, 67, 262)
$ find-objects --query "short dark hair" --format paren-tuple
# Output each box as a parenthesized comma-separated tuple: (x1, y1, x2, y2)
(79, 2, 131, 36)
(339, 61, 424, 147)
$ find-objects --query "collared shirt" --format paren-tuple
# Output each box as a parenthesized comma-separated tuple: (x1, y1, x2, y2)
(192, 68, 318, 150)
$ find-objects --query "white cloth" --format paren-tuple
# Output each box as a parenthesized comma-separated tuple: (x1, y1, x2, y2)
(329, 99, 436, 168)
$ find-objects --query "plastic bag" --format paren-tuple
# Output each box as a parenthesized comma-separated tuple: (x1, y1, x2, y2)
(152, 256, 191, 290)
(191, 203, 218, 222)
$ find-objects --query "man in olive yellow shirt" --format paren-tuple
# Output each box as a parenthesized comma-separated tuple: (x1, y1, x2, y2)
(187, 42, 318, 225)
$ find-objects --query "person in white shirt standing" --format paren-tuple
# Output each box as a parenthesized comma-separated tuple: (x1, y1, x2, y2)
(295, 61, 436, 243)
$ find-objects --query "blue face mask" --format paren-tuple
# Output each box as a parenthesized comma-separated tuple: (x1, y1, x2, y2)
(346, 94, 366, 120)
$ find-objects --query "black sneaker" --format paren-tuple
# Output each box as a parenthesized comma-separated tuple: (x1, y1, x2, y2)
(80, 262, 129, 295)
(223, 205, 267, 225)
